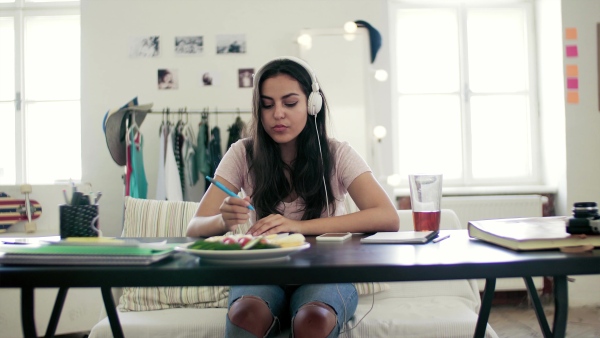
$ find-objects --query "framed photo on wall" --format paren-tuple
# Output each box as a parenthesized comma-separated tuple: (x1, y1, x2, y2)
(216, 34, 246, 54)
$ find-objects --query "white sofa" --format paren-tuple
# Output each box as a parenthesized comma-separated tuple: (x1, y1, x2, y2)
(89, 198, 498, 338)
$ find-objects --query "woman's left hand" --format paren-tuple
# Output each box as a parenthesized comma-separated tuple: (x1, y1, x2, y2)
(246, 214, 300, 236)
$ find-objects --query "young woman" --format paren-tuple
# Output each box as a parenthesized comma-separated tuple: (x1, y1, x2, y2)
(187, 56, 399, 338)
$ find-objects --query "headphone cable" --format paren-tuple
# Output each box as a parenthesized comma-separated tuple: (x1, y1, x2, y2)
(314, 114, 330, 217)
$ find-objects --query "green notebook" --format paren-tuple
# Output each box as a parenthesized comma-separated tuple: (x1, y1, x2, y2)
(0, 244, 174, 266)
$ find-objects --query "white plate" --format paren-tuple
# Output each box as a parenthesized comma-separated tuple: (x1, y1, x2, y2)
(175, 242, 310, 264)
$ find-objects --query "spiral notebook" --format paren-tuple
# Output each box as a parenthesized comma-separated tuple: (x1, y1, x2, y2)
(360, 230, 439, 244)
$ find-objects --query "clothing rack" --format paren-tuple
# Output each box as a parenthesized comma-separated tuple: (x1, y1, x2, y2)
(138, 108, 252, 115)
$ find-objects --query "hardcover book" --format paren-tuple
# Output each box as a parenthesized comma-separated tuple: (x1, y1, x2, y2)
(468, 216, 600, 251)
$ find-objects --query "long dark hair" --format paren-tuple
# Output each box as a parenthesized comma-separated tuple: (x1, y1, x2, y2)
(245, 58, 335, 220)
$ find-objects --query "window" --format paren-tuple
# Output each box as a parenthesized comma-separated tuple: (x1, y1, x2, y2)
(389, 0, 539, 187)
(0, 0, 80, 185)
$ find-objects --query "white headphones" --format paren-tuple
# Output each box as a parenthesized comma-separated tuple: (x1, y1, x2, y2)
(256, 56, 323, 116)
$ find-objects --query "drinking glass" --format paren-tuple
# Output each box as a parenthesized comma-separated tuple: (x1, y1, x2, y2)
(408, 174, 443, 231)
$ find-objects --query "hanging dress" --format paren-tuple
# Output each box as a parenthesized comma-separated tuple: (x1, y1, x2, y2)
(165, 127, 184, 201)
(196, 116, 211, 177)
(129, 127, 148, 199)
(226, 116, 246, 150)
(196, 116, 212, 192)
(181, 122, 198, 201)
(173, 120, 187, 198)
(208, 126, 223, 179)
(155, 123, 168, 200)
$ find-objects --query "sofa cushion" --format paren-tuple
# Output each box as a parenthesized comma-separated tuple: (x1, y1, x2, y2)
(119, 198, 230, 311)
(119, 286, 229, 311)
(353, 282, 390, 296)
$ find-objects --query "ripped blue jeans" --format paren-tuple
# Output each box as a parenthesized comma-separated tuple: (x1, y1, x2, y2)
(225, 284, 358, 338)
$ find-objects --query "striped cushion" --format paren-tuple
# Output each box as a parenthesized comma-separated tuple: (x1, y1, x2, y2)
(118, 197, 230, 311)
(354, 282, 390, 296)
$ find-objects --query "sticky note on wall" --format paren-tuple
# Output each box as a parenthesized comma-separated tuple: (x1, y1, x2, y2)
(566, 45, 578, 57)
(567, 78, 579, 89)
(567, 91, 579, 104)
(566, 65, 578, 77)
(565, 28, 578, 40)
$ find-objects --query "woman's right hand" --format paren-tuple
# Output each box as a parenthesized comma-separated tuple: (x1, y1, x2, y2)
(219, 196, 252, 232)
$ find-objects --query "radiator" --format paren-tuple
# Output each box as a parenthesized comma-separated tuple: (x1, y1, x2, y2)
(441, 194, 545, 229)
(441, 194, 546, 291)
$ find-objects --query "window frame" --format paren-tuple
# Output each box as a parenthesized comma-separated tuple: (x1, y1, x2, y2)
(0, 0, 80, 184)
(388, 0, 541, 188)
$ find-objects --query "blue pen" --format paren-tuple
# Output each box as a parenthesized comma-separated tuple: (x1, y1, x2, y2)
(206, 176, 255, 211)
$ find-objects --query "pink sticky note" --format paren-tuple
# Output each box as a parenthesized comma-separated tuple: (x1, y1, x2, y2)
(567, 77, 579, 89)
(566, 45, 578, 57)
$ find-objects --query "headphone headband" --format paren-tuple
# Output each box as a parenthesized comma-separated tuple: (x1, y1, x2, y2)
(255, 56, 323, 116)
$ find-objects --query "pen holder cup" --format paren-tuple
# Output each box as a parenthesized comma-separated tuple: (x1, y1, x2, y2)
(59, 204, 100, 239)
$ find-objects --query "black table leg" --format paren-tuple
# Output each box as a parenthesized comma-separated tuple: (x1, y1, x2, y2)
(552, 275, 568, 338)
(44, 287, 69, 338)
(101, 286, 125, 338)
(524, 276, 552, 337)
(474, 278, 496, 338)
(21, 287, 37, 338)
(524, 275, 568, 338)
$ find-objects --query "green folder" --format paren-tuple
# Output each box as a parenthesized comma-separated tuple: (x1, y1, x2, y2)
(0, 244, 174, 266)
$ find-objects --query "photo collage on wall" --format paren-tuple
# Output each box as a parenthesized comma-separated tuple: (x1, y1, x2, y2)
(128, 34, 253, 90)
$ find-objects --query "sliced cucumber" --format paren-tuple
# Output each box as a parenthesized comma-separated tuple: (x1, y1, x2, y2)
(242, 237, 262, 250)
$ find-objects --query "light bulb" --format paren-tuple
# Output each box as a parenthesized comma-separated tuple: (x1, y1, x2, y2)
(297, 34, 312, 49)
(373, 125, 387, 141)
(344, 21, 358, 33)
(374, 69, 388, 82)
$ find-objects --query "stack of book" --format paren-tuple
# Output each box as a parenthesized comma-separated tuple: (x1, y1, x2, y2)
(0, 237, 174, 265)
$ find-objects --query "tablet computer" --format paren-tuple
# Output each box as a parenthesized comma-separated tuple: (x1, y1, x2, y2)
(360, 230, 439, 244)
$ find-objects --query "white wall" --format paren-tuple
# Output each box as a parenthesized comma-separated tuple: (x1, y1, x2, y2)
(559, 0, 600, 307)
(536, 0, 567, 216)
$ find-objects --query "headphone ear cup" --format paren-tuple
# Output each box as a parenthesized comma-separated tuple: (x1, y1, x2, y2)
(307, 91, 323, 116)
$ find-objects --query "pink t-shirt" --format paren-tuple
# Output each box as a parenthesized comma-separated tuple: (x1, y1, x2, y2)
(215, 138, 371, 223)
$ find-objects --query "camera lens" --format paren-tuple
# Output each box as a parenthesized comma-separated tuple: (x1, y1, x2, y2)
(572, 202, 599, 218)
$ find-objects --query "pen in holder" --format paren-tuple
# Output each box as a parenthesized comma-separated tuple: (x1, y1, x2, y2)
(59, 204, 100, 239)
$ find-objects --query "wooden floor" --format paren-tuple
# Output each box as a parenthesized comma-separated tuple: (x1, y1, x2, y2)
(488, 304, 600, 337)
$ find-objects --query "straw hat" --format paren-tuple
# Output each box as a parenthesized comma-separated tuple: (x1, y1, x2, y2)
(103, 98, 152, 166)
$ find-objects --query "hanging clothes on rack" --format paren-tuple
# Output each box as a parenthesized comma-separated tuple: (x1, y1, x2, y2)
(196, 112, 211, 192)
(124, 133, 132, 197)
(196, 113, 211, 176)
(208, 126, 223, 180)
(172, 119, 187, 198)
(165, 122, 183, 201)
(129, 123, 148, 199)
(121, 112, 148, 199)
(155, 110, 169, 200)
(226, 116, 246, 150)
(180, 111, 199, 201)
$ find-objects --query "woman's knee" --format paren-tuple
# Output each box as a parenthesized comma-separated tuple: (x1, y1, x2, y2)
(228, 296, 274, 337)
(293, 302, 337, 338)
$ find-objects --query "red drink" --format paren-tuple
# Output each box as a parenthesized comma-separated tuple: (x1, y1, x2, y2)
(413, 211, 441, 232)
